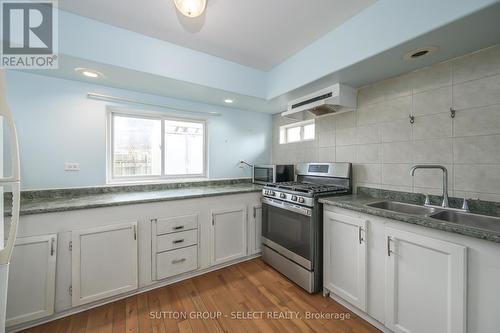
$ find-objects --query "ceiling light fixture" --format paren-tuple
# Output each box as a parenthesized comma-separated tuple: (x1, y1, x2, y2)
(173, 0, 207, 18)
(224, 99, 234, 104)
(403, 46, 438, 61)
(75, 68, 103, 79)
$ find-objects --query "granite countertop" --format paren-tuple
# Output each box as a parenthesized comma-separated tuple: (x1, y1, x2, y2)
(9, 182, 262, 216)
(319, 190, 500, 243)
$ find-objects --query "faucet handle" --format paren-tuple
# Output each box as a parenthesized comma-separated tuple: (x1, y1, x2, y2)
(424, 194, 431, 206)
(462, 197, 470, 212)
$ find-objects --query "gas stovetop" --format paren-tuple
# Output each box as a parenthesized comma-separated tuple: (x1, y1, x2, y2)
(265, 181, 348, 195)
(261, 162, 352, 207)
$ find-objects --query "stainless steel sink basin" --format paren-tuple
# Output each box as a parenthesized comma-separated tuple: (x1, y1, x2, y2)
(430, 210, 500, 232)
(366, 201, 441, 215)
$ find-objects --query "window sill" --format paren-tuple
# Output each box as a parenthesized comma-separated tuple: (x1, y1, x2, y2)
(107, 177, 209, 186)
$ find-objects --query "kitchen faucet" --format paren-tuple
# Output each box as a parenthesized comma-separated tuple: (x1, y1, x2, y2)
(410, 165, 450, 208)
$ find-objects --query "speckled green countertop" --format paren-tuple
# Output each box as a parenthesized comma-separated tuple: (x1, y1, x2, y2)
(6, 180, 262, 216)
(319, 188, 500, 243)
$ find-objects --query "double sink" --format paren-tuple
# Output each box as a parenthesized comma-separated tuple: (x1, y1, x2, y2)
(365, 200, 500, 233)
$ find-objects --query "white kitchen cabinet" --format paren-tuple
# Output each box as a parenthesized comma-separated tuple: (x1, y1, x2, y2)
(385, 227, 467, 333)
(252, 204, 262, 253)
(211, 207, 247, 265)
(6, 234, 57, 326)
(323, 210, 367, 311)
(71, 222, 138, 306)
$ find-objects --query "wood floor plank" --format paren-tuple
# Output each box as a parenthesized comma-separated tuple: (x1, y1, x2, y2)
(21, 259, 381, 333)
(125, 296, 138, 333)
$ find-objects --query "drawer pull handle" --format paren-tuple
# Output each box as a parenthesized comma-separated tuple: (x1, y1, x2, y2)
(173, 226, 185, 230)
(172, 258, 186, 264)
(173, 239, 185, 244)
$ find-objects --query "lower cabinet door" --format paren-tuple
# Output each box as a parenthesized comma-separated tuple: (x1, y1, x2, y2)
(71, 223, 138, 306)
(211, 207, 247, 265)
(6, 234, 57, 326)
(324, 211, 367, 311)
(385, 227, 467, 333)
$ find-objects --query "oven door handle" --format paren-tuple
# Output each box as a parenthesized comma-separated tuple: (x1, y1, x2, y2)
(262, 197, 312, 217)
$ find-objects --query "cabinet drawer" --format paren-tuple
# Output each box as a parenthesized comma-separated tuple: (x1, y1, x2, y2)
(156, 245, 198, 279)
(156, 214, 198, 235)
(156, 229, 198, 252)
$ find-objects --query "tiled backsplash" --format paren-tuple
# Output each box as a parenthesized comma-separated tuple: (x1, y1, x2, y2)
(272, 44, 500, 202)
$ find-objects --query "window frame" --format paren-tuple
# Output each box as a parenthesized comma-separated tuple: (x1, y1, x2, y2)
(106, 108, 208, 184)
(279, 119, 315, 144)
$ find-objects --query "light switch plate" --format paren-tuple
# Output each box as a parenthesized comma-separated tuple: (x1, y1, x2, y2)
(64, 163, 80, 171)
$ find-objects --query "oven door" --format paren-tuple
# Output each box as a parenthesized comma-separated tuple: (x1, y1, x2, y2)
(261, 197, 313, 270)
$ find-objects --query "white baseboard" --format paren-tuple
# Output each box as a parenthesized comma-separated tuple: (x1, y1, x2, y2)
(7, 254, 261, 333)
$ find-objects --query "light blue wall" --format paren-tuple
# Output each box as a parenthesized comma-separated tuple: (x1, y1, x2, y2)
(5, 71, 272, 189)
(58, 10, 267, 99)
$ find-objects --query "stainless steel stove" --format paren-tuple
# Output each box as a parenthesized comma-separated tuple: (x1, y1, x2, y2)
(261, 162, 352, 293)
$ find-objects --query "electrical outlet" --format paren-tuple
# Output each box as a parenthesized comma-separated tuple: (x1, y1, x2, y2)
(64, 163, 80, 171)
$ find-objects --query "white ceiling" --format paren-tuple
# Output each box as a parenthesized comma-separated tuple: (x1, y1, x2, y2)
(58, 0, 376, 70)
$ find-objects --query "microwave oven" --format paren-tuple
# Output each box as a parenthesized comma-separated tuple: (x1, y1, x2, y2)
(252, 164, 295, 185)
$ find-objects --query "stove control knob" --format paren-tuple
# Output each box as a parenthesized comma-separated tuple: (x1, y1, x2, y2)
(264, 190, 269, 195)
(280, 193, 286, 199)
(291, 195, 298, 201)
(270, 191, 276, 196)
(298, 197, 305, 203)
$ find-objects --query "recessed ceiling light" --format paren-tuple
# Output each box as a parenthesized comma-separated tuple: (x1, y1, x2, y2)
(224, 99, 234, 104)
(403, 46, 438, 61)
(75, 68, 103, 79)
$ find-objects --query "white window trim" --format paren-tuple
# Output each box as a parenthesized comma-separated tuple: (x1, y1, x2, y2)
(106, 108, 208, 184)
(279, 119, 315, 144)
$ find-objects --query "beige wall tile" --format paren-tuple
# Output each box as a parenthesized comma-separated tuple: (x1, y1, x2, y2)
(454, 105, 500, 137)
(335, 111, 356, 128)
(382, 163, 412, 187)
(453, 45, 500, 84)
(453, 74, 500, 110)
(455, 165, 500, 193)
(336, 127, 356, 146)
(356, 125, 380, 144)
(454, 135, 500, 164)
(413, 113, 452, 140)
(380, 119, 412, 143)
(318, 130, 335, 148)
(336, 145, 355, 162)
(357, 103, 380, 126)
(413, 138, 453, 164)
(382, 142, 413, 163)
(353, 164, 381, 184)
(356, 144, 381, 163)
(411, 61, 452, 93)
(318, 147, 335, 162)
(413, 86, 451, 116)
(360, 74, 413, 105)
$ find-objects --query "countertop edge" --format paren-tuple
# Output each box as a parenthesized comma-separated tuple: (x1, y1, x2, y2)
(320, 196, 500, 244)
(17, 187, 262, 216)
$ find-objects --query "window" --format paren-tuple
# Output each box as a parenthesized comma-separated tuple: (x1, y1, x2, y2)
(279, 120, 315, 144)
(109, 111, 206, 182)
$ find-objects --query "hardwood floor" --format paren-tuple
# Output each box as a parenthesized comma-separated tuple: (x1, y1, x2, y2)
(21, 259, 380, 333)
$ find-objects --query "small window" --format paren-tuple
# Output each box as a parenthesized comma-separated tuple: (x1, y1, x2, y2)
(279, 120, 315, 144)
(109, 111, 206, 182)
